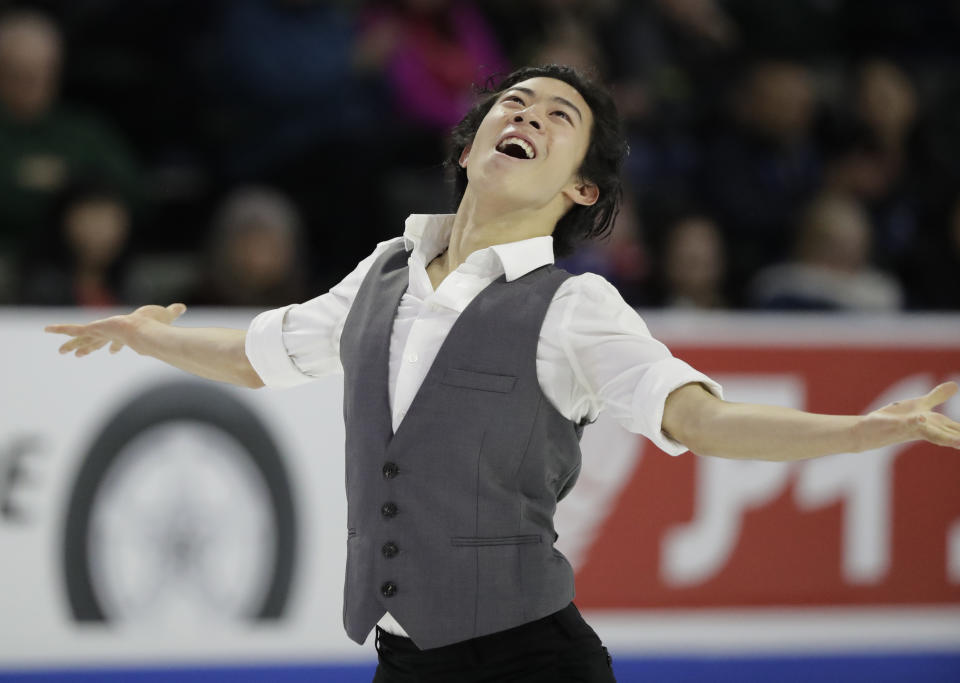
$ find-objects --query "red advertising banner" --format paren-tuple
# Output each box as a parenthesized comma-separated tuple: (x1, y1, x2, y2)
(575, 345, 960, 609)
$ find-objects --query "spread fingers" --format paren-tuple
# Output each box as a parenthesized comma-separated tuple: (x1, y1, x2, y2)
(58, 335, 96, 354)
(918, 413, 960, 448)
(76, 339, 109, 357)
(46, 323, 89, 337)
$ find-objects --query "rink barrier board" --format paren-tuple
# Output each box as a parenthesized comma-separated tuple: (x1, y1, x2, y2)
(3, 310, 958, 678)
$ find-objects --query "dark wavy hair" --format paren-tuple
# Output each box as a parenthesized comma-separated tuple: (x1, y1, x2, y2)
(445, 64, 628, 257)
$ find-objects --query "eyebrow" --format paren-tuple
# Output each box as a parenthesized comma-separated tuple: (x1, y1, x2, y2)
(506, 86, 583, 123)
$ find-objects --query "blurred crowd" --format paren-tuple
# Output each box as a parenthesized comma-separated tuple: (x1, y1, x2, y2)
(1, 0, 959, 310)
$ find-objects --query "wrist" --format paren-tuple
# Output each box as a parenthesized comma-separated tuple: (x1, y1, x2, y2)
(126, 316, 167, 356)
(852, 411, 907, 454)
(850, 414, 869, 453)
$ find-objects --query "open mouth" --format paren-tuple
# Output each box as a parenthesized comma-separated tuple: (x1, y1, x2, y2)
(496, 136, 536, 160)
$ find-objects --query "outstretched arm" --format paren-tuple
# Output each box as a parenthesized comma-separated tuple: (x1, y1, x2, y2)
(663, 381, 960, 460)
(45, 304, 264, 389)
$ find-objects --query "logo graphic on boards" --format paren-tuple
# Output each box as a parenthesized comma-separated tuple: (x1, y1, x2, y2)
(61, 381, 297, 624)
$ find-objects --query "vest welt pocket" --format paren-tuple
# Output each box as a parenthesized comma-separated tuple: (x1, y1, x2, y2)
(450, 534, 542, 547)
(441, 368, 517, 393)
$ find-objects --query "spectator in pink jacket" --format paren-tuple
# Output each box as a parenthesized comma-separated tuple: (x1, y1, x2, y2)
(361, 0, 510, 132)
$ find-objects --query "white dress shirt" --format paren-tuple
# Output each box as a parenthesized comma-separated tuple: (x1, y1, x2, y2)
(245, 213, 722, 638)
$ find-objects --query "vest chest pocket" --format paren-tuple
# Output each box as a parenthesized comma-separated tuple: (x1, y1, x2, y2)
(441, 368, 517, 393)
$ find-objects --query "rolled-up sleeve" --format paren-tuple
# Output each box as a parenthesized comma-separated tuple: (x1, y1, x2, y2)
(244, 237, 403, 388)
(628, 356, 722, 455)
(541, 273, 722, 456)
(245, 304, 314, 388)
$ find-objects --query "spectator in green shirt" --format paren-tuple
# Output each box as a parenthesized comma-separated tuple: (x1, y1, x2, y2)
(0, 8, 139, 296)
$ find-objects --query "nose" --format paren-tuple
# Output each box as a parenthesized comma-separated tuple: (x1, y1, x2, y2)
(514, 113, 541, 130)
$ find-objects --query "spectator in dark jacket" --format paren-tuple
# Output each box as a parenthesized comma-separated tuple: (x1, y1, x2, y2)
(20, 178, 132, 307)
(0, 9, 139, 269)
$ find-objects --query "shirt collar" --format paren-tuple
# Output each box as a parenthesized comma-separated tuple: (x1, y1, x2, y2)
(403, 214, 555, 282)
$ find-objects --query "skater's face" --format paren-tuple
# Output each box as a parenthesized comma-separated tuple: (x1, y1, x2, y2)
(459, 77, 599, 216)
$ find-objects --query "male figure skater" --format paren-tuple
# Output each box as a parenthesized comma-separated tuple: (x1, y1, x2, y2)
(47, 65, 960, 682)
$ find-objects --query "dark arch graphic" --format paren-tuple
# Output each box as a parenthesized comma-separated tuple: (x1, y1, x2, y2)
(62, 380, 297, 621)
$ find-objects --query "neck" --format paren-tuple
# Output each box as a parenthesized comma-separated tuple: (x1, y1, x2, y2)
(443, 188, 565, 272)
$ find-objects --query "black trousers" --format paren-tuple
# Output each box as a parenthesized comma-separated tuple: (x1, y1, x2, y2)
(372, 602, 617, 682)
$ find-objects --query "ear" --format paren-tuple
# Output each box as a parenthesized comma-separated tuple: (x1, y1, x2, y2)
(563, 179, 599, 207)
(459, 143, 472, 168)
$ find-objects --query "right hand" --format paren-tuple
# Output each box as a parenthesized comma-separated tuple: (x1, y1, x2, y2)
(860, 381, 960, 451)
(45, 303, 187, 357)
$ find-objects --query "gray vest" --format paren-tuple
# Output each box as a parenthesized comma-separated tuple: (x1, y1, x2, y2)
(339, 241, 583, 650)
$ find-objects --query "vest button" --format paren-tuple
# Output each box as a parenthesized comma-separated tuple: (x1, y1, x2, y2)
(382, 541, 399, 558)
(382, 462, 399, 479)
(381, 501, 398, 518)
(381, 581, 397, 597)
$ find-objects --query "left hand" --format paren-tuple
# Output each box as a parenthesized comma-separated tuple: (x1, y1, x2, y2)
(859, 381, 960, 451)
(46, 303, 187, 357)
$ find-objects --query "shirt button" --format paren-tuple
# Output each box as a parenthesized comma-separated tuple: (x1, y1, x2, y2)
(381, 501, 398, 518)
(382, 542, 399, 558)
(382, 462, 399, 479)
(407, 352, 418, 363)
(381, 582, 397, 598)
